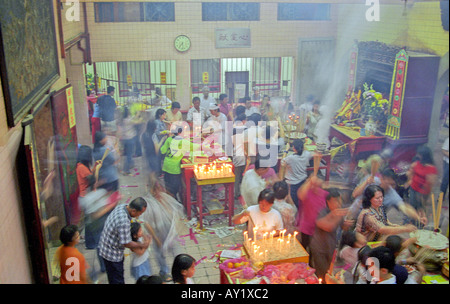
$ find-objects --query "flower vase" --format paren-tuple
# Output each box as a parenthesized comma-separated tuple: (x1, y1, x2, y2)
(365, 116, 377, 136)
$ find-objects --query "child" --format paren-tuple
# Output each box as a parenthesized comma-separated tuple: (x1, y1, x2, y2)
(338, 230, 367, 270)
(384, 235, 426, 284)
(171, 254, 196, 284)
(272, 181, 297, 234)
(136, 275, 164, 284)
(55, 225, 89, 284)
(130, 221, 152, 281)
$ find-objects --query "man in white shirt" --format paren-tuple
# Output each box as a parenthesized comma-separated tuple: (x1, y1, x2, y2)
(205, 103, 228, 153)
(232, 113, 248, 199)
(186, 96, 207, 126)
(244, 98, 260, 117)
(232, 189, 284, 240)
(165, 101, 183, 124)
(199, 86, 216, 116)
(151, 87, 172, 109)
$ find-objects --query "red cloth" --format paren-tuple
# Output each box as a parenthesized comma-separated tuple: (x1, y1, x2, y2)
(410, 161, 438, 194)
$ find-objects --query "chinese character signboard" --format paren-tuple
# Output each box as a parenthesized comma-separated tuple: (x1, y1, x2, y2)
(215, 28, 251, 48)
(66, 87, 76, 128)
(202, 72, 209, 84)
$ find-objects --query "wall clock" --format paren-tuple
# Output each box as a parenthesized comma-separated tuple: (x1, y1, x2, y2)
(174, 35, 191, 52)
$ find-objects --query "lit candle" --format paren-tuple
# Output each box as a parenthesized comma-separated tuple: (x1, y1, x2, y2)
(270, 230, 275, 245)
(319, 278, 322, 284)
(288, 233, 291, 245)
(293, 231, 298, 241)
(253, 226, 258, 240)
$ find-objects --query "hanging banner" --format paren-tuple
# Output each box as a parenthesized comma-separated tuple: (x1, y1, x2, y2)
(347, 42, 358, 94)
(386, 49, 408, 139)
(66, 87, 76, 128)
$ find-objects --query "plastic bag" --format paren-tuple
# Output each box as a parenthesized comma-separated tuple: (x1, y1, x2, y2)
(141, 193, 185, 252)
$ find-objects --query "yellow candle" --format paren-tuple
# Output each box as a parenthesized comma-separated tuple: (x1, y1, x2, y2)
(253, 226, 258, 240)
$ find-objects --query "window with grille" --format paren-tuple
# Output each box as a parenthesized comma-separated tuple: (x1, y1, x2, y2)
(202, 2, 259, 21)
(191, 59, 221, 93)
(94, 2, 175, 22)
(253, 58, 281, 92)
(277, 3, 330, 21)
(117, 61, 151, 97)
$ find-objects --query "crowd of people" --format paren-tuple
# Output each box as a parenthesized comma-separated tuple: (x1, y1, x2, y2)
(55, 85, 448, 285)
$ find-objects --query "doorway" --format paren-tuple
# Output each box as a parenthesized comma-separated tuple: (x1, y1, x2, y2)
(225, 71, 249, 103)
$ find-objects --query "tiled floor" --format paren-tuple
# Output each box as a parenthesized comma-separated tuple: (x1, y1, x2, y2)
(72, 155, 248, 284)
(50, 124, 449, 284)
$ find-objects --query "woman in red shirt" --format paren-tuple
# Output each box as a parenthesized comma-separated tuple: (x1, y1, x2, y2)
(406, 145, 438, 225)
(76, 145, 95, 197)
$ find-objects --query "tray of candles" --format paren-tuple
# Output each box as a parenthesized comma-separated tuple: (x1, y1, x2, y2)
(243, 228, 309, 266)
(194, 161, 235, 185)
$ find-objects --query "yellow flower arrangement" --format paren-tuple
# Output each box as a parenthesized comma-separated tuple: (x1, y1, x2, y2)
(361, 83, 390, 129)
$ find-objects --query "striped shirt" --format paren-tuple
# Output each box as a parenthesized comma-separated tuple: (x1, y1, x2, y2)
(98, 204, 132, 262)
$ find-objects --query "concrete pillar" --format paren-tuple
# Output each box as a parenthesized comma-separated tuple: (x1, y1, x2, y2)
(64, 46, 91, 145)
(176, 59, 192, 111)
(428, 52, 449, 148)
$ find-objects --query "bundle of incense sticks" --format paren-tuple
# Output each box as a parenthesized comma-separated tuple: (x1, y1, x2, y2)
(370, 158, 380, 178)
(431, 192, 444, 231)
(313, 153, 322, 177)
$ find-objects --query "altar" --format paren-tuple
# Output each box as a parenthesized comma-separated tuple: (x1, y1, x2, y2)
(330, 41, 440, 173)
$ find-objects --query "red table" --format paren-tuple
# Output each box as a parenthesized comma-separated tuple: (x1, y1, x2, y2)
(329, 124, 386, 180)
